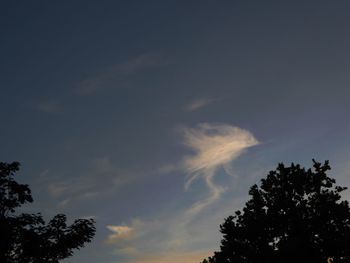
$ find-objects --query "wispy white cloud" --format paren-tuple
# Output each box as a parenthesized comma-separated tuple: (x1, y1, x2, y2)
(181, 123, 258, 215)
(75, 52, 171, 96)
(106, 219, 147, 250)
(106, 225, 136, 244)
(185, 97, 219, 112)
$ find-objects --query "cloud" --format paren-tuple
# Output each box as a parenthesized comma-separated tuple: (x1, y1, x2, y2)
(47, 182, 71, 197)
(106, 219, 145, 245)
(185, 97, 219, 112)
(75, 78, 104, 96)
(106, 225, 136, 243)
(36, 100, 62, 113)
(156, 164, 179, 174)
(75, 52, 171, 96)
(116, 52, 170, 75)
(115, 246, 140, 257)
(46, 157, 130, 207)
(181, 123, 258, 215)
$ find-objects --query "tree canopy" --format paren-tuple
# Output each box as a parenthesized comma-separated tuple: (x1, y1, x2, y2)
(0, 161, 96, 263)
(202, 160, 350, 263)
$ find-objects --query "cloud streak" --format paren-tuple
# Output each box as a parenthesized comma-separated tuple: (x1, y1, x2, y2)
(36, 100, 62, 113)
(46, 157, 130, 207)
(185, 97, 219, 112)
(75, 52, 171, 96)
(181, 123, 258, 215)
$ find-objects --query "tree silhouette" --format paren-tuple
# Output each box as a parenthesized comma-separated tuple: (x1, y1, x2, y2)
(202, 160, 350, 263)
(0, 162, 96, 263)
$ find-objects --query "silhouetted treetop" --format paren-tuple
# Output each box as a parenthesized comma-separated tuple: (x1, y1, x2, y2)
(202, 160, 350, 263)
(0, 161, 96, 263)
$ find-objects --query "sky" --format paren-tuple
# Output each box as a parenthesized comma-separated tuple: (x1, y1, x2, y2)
(1, 1, 350, 263)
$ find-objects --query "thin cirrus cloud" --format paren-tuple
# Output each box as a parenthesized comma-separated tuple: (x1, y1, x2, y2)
(181, 123, 259, 215)
(185, 97, 219, 112)
(36, 100, 62, 114)
(75, 52, 171, 96)
(46, 157, 130, 207)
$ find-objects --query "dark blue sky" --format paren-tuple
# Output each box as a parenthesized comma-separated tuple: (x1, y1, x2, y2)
(2, 1, 350, 263)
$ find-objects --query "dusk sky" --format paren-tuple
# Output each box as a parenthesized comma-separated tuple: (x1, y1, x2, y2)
(1, 1, 350, 263)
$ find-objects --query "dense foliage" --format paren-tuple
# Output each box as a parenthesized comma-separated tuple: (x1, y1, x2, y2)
(0, 162, 96, 263)
(202, 160, 350, 263)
